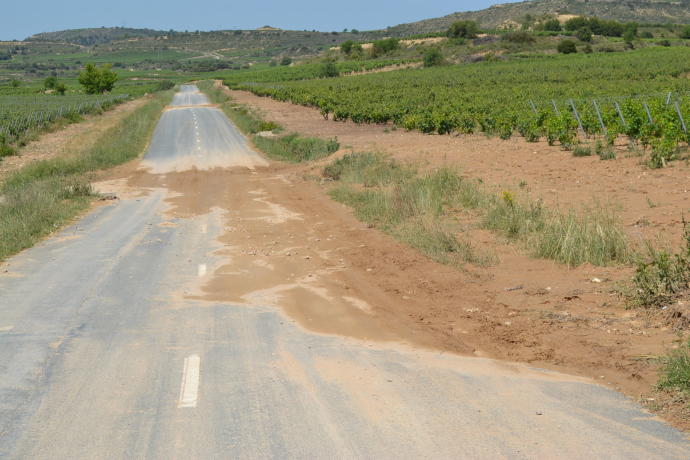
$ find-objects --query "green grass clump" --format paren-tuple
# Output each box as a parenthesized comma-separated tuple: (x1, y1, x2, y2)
(0, 90, 171, 260)
(0, 142, 15, 158)
(595, 139, 617, 160)
(572, 145, 592, 157)
(483, 192, 629, 266)
(253, 133, 339, 162)
(658, 340, 690, 397)
(324, 152, 412, 185)
(325, 153, 632, 268)
(531, 206, 630, 266)
(326, 154, 495, 267)
(628, 223, 690, 308)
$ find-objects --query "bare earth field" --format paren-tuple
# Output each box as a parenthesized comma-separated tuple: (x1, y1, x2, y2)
(219, 87, 690, 428)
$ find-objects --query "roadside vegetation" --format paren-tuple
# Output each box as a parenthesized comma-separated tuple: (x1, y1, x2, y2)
(658, 339, 690, 399)
(324, 153, 494, 267)
(0, 90, 172, 260)
(198, 80, 339, 162)
(323, 153, 630, 268)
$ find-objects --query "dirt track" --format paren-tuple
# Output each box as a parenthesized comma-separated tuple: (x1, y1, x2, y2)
(219, 86, 690, 428)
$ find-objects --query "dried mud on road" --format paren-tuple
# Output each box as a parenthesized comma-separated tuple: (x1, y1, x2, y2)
(100, 158, 690, 430)
(96, 85, 690, 430)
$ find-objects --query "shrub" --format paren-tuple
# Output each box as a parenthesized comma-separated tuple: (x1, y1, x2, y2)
(253, 133, 339, 162)
(629, 223, 690, 308)
(658, 339, 690, 397)
(55, 82, 67, 95)
(623, 28, 637, 44)
(280, 57, 292, 66)
(423, 48, 445, 67)
(557, 39, 578, 54)
(659, 39, 672, 47)
(155, 80, 175, 91)
(447, 21, 479, 39)
(576, 28, 593, 43)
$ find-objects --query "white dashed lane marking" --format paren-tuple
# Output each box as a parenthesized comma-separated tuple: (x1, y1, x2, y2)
(178, 355, 201, 409)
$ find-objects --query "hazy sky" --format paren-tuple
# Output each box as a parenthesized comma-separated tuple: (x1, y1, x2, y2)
(2, 0, 516, 41)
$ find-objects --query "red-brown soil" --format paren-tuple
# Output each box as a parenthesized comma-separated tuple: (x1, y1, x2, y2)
(219, 86, 690, 429)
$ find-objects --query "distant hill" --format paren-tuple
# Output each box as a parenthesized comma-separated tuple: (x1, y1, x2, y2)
(387, 0, 690, 34)
(27, 27, 166, 46)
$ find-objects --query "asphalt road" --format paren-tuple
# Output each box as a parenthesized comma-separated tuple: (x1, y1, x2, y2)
(1, 85, 689, 459)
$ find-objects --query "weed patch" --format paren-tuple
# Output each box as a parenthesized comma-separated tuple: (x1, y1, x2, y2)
(253, 133, 339, 162)
(628, 223, 690, 309)
(325, 153, 632, 268)
(658, 339, 690, 398)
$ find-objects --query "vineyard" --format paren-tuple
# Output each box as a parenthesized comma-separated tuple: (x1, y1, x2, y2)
(0, 94, 128, 149)
(218, 59, 412, 86)
(227, 47, 690, 167)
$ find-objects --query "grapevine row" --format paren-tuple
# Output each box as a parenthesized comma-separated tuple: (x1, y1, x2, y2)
(226, 47, 690, 167)
(0, 94, 128, 144)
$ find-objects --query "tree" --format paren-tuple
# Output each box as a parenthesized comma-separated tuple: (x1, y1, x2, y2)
(370, 38, 399, 57)
(280, 56, 292, 66)
(540, 19, 562, 32)
(55, 82, 67, 95)
(557, 39, 578, 54)
(78, 63, 118, 94)
(44, 75, 58, 90)
(447, 21, 479, 39)
(10, 79, 20, 88)
(423, 48, 445, 67)
(341, 40, 355, 55)
(565, 17, 589, 32)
